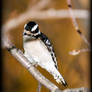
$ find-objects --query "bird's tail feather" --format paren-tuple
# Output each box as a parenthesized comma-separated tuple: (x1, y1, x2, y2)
(45, 65, 67, 87)
(56, 77, 68, 87)
(52, 69, 68, 87)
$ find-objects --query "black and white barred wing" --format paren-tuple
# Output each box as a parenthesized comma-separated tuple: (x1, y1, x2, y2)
(39, 33, 58, 69)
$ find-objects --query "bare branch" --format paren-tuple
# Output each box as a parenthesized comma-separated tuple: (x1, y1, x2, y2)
(2, 9, 89, 37)
(54, 87, 89, 92)
(63, 87, 89, 92)
(30, 0, 51, 10)
(2, 0, 89, 91)
(3, 36, 59, 92)
(2, 21, 89, 92)
(67, 0, 90, 47)
(37, 82, 42, 92)
(69, 48, 90, 56)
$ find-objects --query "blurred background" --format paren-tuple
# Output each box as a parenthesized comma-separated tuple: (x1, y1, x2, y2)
(2, 0, 90, 92)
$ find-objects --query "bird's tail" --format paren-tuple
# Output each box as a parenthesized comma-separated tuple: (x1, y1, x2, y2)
(52, 68, 68, 87)
(55, 76, 67, 87)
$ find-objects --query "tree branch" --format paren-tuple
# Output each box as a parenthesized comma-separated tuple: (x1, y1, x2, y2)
(37, 82, 42, 92)
(30, 0, 51, 10)
(2, 19, 89, 92)
(67, 0, 90, 47)
(62, 87, 89, 92)
(3, 36, 59, 92)
(69, 48, 90, 55)
(2, 0, 89, 91)
(2, 21, 89, 92)
(2, 9, 89, 36)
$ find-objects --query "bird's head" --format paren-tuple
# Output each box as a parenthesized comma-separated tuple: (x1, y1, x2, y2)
(23, 21, 41, 38)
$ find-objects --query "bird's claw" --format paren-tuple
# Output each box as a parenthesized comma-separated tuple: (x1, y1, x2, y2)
(31, 62, 38, 67)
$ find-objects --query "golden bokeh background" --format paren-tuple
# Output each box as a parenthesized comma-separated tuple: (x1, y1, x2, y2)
(2, 0, 90, 92)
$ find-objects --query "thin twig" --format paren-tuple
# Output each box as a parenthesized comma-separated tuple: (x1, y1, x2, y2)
(37, 82, 42, 92)
(67, 0, 90, 47)
(69, 48, 90, 56)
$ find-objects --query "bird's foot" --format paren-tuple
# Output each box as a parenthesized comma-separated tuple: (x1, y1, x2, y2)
(31, 62, 38, 67)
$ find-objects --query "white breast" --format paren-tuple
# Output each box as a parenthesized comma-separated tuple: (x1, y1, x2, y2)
(24, 40, 54, 68)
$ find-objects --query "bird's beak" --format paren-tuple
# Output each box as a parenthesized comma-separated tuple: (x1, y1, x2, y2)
(24, 30, 31, 35)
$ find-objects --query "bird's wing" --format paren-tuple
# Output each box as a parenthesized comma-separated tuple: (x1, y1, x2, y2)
(39, 32, 58, 69)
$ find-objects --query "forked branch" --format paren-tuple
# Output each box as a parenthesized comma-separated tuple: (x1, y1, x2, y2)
(67, 0, 90, 47)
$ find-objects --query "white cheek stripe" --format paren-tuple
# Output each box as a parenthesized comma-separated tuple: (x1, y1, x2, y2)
(31, 24, 38, 32)
(24, 24, 27, 28)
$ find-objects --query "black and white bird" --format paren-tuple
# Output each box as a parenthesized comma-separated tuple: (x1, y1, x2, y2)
(23, 21, 67, 86)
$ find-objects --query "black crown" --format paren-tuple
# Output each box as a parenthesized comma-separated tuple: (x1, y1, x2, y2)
(24, 21, 39, 33)
(24, 21, 37, 31)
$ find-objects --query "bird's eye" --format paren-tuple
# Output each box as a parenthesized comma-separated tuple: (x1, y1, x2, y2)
(26, 27, 31, 31)
(35, 27, 39, 33)
(23, 33, 27, 35)
(24, 24, 31, 31)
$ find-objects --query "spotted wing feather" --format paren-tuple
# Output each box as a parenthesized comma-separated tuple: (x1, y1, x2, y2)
(39, 32, 58, 69)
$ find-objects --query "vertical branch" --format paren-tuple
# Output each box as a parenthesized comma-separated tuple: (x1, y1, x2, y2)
(37, 82, 42, 92)
(67, 0, 90, 47)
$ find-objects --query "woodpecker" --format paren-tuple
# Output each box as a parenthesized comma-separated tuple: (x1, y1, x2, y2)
(23, 21, 67, 86)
